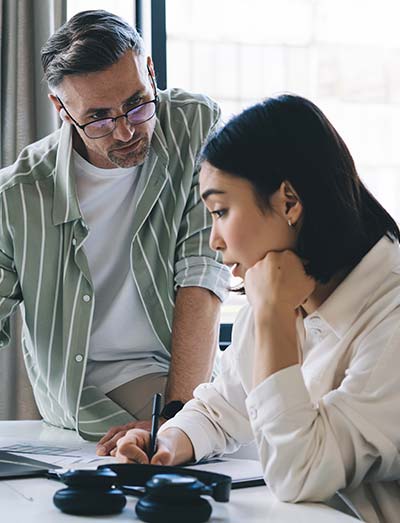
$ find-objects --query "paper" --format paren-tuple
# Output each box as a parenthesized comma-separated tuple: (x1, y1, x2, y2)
(0, 439, 265, 487)
(186, 458, 265, 487)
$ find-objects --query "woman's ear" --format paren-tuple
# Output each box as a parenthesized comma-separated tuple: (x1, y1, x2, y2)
(279, 181, 303, 226)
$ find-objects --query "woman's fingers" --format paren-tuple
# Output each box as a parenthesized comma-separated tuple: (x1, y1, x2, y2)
(115, 429, 151, 464)
(150, 446, 174, 466)
(116, 442, 150, 464)
(96, 421, 148, 456)
(115, 429, 176, 466)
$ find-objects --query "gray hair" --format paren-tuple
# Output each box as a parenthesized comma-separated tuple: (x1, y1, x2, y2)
(41, 10, 145, 88)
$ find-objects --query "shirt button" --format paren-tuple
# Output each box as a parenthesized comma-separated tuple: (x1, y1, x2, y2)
(82, 294, 91, 302)
(311, 327, 323, 336)
(75, 354, 83, 363)
(72, 238, 77, 246)
(249, 407, 257, 420)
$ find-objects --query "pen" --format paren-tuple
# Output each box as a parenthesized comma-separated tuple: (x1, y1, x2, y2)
(149, 392, 162, 460)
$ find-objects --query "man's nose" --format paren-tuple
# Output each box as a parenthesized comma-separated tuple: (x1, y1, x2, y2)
(112, 115, 135, 142)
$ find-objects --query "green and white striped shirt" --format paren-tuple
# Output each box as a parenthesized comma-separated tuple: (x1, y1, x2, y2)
(0, 88, 230, 440)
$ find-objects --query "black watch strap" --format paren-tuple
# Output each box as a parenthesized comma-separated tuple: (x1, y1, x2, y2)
(160, 400, 184, 420)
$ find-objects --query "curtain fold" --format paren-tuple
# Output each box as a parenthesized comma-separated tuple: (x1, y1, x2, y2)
(0, 0, 66, 419)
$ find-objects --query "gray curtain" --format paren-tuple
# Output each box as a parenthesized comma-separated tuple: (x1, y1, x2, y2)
(0, 0, 66, 419)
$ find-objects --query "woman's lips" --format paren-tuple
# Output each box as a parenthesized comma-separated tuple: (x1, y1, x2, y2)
(231, 263, 241, 278)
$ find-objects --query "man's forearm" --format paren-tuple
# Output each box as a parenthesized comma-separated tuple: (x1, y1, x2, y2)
(165, 286, 221, 404)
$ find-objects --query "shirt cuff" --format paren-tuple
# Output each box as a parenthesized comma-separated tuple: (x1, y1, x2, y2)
(245, 364, 311, 432)
(174, 256, 230, 302)
(158, 409, 218, 462)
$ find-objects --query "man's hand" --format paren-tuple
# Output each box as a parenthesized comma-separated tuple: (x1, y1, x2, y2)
(96, 418, 167, 456)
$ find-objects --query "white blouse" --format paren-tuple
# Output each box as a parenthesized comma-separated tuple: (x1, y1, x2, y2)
(160, 236, 400, 523)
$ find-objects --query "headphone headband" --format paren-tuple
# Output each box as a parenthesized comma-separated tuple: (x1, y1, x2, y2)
(98, 463, 232, 502)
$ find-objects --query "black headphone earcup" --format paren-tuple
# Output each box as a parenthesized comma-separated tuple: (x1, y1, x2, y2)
(53, 486, 126, 515)
(136, 495, 212, 523)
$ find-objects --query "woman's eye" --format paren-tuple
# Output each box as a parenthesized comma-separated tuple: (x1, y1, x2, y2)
(210, 209, 227, 218)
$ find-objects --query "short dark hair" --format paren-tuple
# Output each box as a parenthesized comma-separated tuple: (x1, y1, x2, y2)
(41, 10, 145, 87)
(201, 94, 400, 283)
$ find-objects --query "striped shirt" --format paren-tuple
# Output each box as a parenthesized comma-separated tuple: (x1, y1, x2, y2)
(0, 88, 230, 440)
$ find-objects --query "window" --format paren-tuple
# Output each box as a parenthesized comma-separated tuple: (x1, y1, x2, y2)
(166, 0, 400, 227)
(67, 0, 400, 324)
(67, 1, 134, 23)
(166, 0, 400, 322)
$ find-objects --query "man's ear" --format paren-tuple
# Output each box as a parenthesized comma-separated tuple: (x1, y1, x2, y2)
(279, 180, 303, 226)
(146, 56, 157, 87)
(146, 56, 155, 77)
(48, 93, 68, 122)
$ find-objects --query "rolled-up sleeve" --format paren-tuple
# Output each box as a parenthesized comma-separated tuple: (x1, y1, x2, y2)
(174, 170, 230, 302)
(174, 256, 230, 302)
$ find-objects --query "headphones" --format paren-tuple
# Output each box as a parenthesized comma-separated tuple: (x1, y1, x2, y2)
(51, 463, 231, 522)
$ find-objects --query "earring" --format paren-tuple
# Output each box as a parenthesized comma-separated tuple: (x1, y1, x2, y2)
(288, 219, 293, 227)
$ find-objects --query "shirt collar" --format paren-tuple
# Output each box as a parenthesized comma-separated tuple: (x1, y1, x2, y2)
(310, 236, 400, 339)
(52, 115, 169, 226)
(53, 122, 82, 225)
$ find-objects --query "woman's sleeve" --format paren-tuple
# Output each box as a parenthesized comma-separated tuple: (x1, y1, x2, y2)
(246, 314, 400, 502)
(159, 310, 255, 460)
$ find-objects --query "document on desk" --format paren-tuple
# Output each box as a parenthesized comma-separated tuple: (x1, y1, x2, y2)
(186, 458, 265, 488)
(0, 438, 265, 487)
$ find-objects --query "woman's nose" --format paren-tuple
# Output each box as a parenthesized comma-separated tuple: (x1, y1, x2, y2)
(209, 226, 225, 252)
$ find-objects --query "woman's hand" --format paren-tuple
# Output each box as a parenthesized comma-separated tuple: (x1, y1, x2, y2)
(245, 251, 316, 385)
(245, 250, 316, 318)
(96, 418, 166, 456)
(114, 428, 195, 466)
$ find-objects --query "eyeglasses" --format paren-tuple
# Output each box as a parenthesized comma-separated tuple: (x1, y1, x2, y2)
(56, 69, 158, 139)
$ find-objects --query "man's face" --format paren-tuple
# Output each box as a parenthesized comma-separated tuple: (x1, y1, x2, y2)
(51, 51, 157, 169)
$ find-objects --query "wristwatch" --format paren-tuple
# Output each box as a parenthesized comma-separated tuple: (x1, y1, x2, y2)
(160, 400, 185, 420)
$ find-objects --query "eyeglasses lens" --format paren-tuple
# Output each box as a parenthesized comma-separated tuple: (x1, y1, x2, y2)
(126, 103, 155, 125)
(85, 119, 114, 138)
(84, 101, 156, 138)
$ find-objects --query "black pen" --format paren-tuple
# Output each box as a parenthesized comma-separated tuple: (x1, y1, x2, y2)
(149, 392, 162, 460)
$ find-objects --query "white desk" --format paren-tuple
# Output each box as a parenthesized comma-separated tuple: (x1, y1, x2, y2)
(0, 421, 361, 522)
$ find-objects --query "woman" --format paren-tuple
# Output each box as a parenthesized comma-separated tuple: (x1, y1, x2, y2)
(115, 95, 400, 522)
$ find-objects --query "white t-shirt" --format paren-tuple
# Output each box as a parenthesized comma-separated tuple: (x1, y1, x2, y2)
(73, 151, 169, 393)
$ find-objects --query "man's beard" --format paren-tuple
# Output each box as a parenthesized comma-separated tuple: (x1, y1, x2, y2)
(108, 136, 151, 168)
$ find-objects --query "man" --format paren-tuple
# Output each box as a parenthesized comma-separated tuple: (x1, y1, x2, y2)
(0, 10, 229, 451)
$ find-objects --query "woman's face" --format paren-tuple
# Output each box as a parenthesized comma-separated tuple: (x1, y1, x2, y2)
(200, 162, 301, 278)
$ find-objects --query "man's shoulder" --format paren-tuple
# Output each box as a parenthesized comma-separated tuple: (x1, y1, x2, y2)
(158, 88, 220, 121)
(156, 88, 220, 145)
(0, 129, 61, 193)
